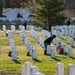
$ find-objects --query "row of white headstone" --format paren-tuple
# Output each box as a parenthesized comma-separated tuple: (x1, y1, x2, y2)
(21, 62, 75, 75)
(50, 28, 75, 47)
(42, 30, 51, 38)
(42, 29, 73, 48)
(20, 30, 26, 41)
(42, 30, 73, 58)
(30, 30, 45, 48)
(19, 25, 42, 31)
(42, 29, 62, 39)
(47, 44, 73, 58)
(30, 30, 44, 48)
(26, 25, 42, 31)
(19, 25, 25, 31)
(56, 62, 75, 75)
(21, 62, 45, 75)
(51, 25, 75, 38)
(52, 25, 75, 33)
(30, 30, 57, 58)
(3, 25, 16, 32)
(8, 30, 17, 60)
(42, 29, 62, 46)
(52, 30, 64, 38)
(19, 30, 37, 60)
(2, 25, 42, 32)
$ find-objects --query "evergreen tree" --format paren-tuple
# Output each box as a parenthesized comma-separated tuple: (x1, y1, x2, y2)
(30, 0, 66, 31)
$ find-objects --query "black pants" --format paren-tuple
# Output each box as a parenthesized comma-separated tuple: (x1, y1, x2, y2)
(44, 43, 48, 55)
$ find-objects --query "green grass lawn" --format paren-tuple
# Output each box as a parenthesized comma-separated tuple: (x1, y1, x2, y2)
(0, 30, 75, 75)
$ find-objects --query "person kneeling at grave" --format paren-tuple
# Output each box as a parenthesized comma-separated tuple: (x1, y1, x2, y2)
(44, 35, 56, 55)
(56, 42, 63, 54)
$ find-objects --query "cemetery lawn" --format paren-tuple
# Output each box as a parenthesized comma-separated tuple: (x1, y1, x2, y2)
(0, 30, 75, 75)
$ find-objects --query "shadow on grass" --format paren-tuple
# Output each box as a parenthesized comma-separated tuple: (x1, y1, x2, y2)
(44, 51, 51, 56)
(8, 51, 12, 57)
(33, 59, 41, 62)
(59, 53, 68, 56)
(44, 54, 50, 56)
(27, 52, 31, 56)
(13, 60, 21, 64)
(52, 58, 60, 61)
(71, 46, 75, 48)
(27, 52, 41, 62)
(61, 38, 66, 40)
(70, 57, 75, 60)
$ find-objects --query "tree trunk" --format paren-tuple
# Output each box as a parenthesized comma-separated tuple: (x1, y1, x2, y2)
(25, 0, 28, 3)
(0, 0, 3, 17)
(48, 24, 51, 32)
(0, 7, 2, 17)
(5, 0, 10, 8)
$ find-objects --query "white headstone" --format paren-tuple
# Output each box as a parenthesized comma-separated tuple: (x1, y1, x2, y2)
(67, 64, 75, 75)
(67, 36, 71, 44)
(59, 31, 63, 38)
(36, 35, 40, 43)
(30, 66, 39, 75)
(68, 48, 73, 57)
(47, 45, 51, 55)
(70, 39, 74, 47)
(35, 72, 45, 75)
(51, 48, 55, 58)
(52, 38, 57, 45)
(21, 65, 25, 75)
(71, 32, 74, 38)
(63, 44, 67, 53)
(29, 45, 33, 56)
(25, 38, 28, 45)
(34, 32, 37, 39)
(32, 48, 37, 59)
(56, 62, 64, 75)
(69, 30, 71, 37)
(11, 25, 16, 31)
(24, 62, 32, 75)
(19, 25, 23, 30)
(22, 26, 25, 31)
(3, 25, 6, 32)
(12, 50, 17, 60)
(41, 40, 45, 48)
(39, 38, 42, 46)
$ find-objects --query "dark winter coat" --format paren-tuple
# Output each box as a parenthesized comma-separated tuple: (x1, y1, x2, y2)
(44, 35, 56, 45)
